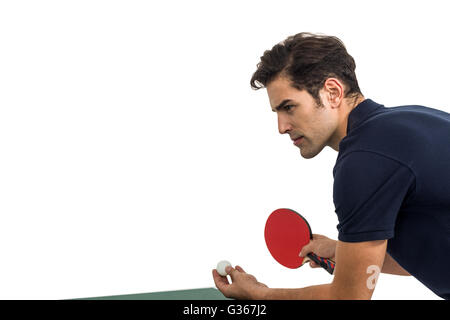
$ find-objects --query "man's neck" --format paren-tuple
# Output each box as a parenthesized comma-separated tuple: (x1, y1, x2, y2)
(329, 95, 365, 151)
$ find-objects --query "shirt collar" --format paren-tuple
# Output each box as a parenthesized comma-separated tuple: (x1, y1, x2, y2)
(347, 99, 385, 133)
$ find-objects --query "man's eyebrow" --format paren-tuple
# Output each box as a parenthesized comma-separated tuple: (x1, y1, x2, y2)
(272, 99, 293, 112)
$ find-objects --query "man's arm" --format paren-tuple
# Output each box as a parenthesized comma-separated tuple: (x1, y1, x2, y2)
(302, 235, 410, 276)
(262, 240, 387, 300)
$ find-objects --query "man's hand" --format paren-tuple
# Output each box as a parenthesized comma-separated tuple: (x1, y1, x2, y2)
(212, 265, 269, 299)
(299, 234, 337, 268)
(212, 239, 387, 300)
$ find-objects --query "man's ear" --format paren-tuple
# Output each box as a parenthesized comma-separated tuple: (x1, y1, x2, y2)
(322, 78, 344, 108)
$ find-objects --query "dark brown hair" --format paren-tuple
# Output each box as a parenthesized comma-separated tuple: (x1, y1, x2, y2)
(250, 32, 363, 106)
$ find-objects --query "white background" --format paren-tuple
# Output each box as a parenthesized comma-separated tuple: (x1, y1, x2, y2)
(0, 0, 448, 300)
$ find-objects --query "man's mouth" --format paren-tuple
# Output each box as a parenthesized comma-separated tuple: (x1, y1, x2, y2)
(292, 136, 304, 146)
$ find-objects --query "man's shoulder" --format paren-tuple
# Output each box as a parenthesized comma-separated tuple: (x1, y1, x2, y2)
(339, 104, 450, 162)
(353, 104, 447, 132)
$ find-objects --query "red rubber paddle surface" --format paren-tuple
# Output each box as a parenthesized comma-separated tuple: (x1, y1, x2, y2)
(264, 208, 312, 269)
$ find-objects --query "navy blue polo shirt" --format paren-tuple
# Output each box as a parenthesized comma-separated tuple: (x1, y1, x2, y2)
(333, 99, 450, 299)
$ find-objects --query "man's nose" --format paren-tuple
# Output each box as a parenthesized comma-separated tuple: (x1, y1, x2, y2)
(278, 115, 292, 134)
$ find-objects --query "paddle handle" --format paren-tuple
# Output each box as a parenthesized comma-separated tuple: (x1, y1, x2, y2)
(307, 253, 335, 275)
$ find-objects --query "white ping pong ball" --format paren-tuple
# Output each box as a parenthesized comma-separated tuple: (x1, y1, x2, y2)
(216, 260, 232, 276)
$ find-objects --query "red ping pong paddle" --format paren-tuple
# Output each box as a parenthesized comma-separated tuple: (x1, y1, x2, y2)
(264, 208, 335, 275)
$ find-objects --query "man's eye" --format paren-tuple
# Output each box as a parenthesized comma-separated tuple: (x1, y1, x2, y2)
(284, 105, 294, 112)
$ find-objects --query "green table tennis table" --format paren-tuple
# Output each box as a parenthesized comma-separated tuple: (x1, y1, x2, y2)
(77, 287, 230, 300)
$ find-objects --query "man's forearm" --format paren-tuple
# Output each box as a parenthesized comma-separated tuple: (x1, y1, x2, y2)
(260, 283, 333, 300)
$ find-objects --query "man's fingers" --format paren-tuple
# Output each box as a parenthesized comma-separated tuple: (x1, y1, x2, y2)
(226, 266, 239, 281)
(212, 269, 234, 296)
(212, 269, 229, 287)
(213, 265, 248, 294)
(226, 265, 252, 283)
(235, 265, 246, 273)
(299, 243, 314, 257)
(212, 269, 229, 282)
(300, 235, 326, 256)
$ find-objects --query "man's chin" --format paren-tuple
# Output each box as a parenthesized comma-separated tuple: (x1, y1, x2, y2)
(300, 152, 316, 159)
(299, 147, 322, 159)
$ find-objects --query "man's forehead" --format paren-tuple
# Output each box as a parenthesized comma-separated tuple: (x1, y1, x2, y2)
(267, 77, 301, 108)
(267, 77, 291, 93)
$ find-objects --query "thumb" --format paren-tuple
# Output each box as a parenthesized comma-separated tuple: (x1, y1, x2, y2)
(225, 265, 235, 276)
(235, 265, 246, 273)
(299, 241, 315, 257)
(226, 266, 240, 282)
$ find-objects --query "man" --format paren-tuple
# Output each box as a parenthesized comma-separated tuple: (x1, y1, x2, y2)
(212, 32, 450, 299)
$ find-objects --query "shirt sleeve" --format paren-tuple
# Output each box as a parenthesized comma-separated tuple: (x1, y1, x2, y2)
(333, 151, 416, 242)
